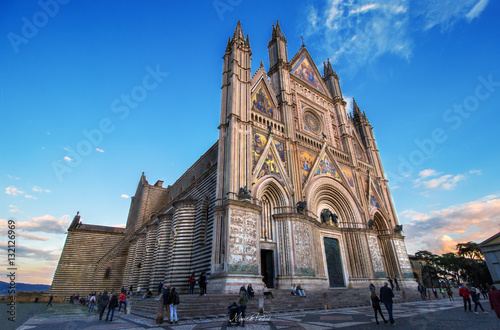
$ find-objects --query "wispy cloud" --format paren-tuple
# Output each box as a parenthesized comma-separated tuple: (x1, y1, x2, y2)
(7, 175, 20, 180)
(32, 186, 51, 193)
(413, 0, 489, 31)
(64, 156, 72, 162)
(401, 194, 500, 254)
(121, 194, 130, 199)
(304, 0, 490, 71)
(0, 215, 70, 234)
(413, 169, 467, 190)
(96, 148, 104, 153)
(5, 185, 24, 196)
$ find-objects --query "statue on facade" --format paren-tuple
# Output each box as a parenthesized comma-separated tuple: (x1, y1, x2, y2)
(296, 201, 307, 213)
(367, 219, 375, 229)
(331, 213, 338, 225)
(238, 186, 251, 200)
(69, 211, 81, 229)
(394, 224, 403, 234)
(321, 209, 332, 223)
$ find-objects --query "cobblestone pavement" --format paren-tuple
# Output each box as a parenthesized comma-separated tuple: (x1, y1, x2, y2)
(10, 299, 500, 329)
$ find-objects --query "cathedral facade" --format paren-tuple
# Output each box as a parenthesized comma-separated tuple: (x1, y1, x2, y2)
(51, 21, 413, 295)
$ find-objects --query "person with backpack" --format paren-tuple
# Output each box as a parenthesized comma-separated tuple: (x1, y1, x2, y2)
(88, 294, 96, 313)
(97, 290, 109, 321)
(105, 293, 119, 321)
(471, 288, 488, 314)
(238, 286, 249, 327)
(167, 287, 180, 324)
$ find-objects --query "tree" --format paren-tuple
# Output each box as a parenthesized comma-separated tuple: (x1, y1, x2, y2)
(456, 242, 483, 260)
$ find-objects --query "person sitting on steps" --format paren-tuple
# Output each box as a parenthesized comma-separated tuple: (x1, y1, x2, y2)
(263, 284, 274, 299)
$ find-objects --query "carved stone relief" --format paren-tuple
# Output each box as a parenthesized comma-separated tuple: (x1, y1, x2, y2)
(228, 210, 258, 271)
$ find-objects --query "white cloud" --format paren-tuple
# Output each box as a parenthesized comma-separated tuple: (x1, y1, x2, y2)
(5, 186, 24, 196)
(64, 156, 72, 162)
(0, 215, 71, 234)
(418, 169, 438, 178)
(7, 175, 20, 180)
(121, 194, 130, 199)
(422, 174, 464, 190)
(466, 0, 489, 22)
(414, 0, 490, 31)
(401, 194, 500, 254)
(304, 0, 490, 72)
(469, 169, 482, 175)
(32, 186, 51, 193)
(96, 148, 104, 153)
(24, 194, 38, 199)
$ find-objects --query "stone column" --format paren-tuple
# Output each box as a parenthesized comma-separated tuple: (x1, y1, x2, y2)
(151, 213, 173, 287)
(122, 238, 137, 288)
(167, 200, 197, 291)
(132, 233, 146, 292)
(138, 223, 157, 292)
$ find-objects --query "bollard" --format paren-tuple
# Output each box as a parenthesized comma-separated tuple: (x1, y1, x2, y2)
(259, 296, 264, 315)
(126, 299, 132, 315)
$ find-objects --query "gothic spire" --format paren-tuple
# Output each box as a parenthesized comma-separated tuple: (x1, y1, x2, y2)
(271, 20, 286, 41)
(324, 58, 338, 79)
(232, 20, 245, 42)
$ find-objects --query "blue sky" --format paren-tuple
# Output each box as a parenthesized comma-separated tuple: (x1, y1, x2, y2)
(1, 0, 499, 284)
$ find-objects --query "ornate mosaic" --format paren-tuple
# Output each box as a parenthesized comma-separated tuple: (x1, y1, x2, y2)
(252, 130, 267, 168)
(370, 194, 380, 208)
(299, 150, 317, 184)
(273, 138, 287, 169)
(315, 154, 342, 181)
(255, 151, 281, 183)
(340, 165, 355, 188)
(291, 55, 326, 94)
(252, 82, 276, 118)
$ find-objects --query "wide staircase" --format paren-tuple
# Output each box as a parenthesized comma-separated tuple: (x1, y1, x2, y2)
(129, 287, 424, 321)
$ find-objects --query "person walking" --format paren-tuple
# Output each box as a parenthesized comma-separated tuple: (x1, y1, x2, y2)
(459, 284, 472, 312)
(388, 278, 394, 290)
(199, 272, 207, 296)
(471, 288, 488, 314)
(380, 282, 395, 326)
(447, 287, 454, 301)
(118, 290, 127, 313)
(105, 293, 119, 321)
(88, 294, 96, 313)
(162, 285, 171, 324)
(238, 286, 249, 327)
(370, 290, 388, 324)
(47, 295, 53, 307)
(440, 287, 446, 300)
(418, 284, 426, 301)
(488, 285, 500, 319)
(167, 287, 180, 324)
(432, 287, 438, 299)
(97, 290, 110, 321)
(394, 276, 400, 291)
(189, 273, 196, 296)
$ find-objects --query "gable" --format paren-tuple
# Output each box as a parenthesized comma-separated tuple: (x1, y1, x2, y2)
(314, 153, 342, 182)
(298, 148, 318, 185)
(251, 79, 277, 119)
(252, 130, 268, 169)
(291, 55, 326, 94)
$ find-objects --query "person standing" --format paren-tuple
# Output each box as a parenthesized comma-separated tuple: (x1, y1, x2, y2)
(418, 284, 426, 301)
(157, 282, 163, 295)
(459, 284, 472, 312)
(388, 278, 394, 290)
(440, 287, 446, 300)
(394, 276, 400, 291)
(371, 290, 388, 325)
(189, 273, 196, 296)
(380, 282, 395, 326)
(471, 288, 488, 314)
(488, 285, 500, 319)
(247, 284, 254, 298)
(106, 293, 118, 321)
(118, 290, 127, 313)
(238, 286, 249, 327)
(97, 290, 110, 321)
(199, 272, 207, 296)
(88, 294, 96, 313)
(167, 287, 180, 324)
(162, 285, 171, 324)
(47, 295, 53, 307)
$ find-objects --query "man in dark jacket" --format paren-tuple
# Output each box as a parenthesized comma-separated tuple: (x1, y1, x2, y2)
(97, 290, 110, 321)
(106, 293, 119, 321)
(380, 282, 395, 325)
(162, 285, 171, 323)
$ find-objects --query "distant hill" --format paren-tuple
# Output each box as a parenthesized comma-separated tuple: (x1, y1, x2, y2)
(0, 281, 50, 295)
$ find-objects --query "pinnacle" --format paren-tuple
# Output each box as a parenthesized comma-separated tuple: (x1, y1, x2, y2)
(232, 20, 245, 41)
